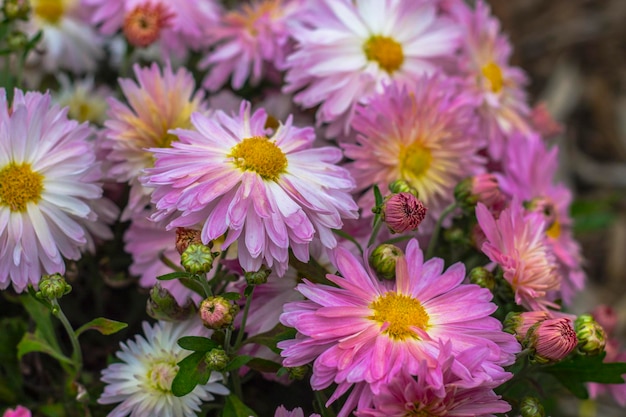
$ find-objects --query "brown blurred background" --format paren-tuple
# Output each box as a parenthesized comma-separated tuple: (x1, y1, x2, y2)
(491, 0, 626, 415)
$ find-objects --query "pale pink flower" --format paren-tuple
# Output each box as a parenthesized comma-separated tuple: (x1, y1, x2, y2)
(275, 406, 321, 417)
(284, 0, 461, 137)
(85, 0, 220, 58)
(0, 89, 109, 292)
(2, 406, 31, 417)
(279, 239, 518, 416)
(476, 201, 561, 311)
(200, 0, 304, 92)
(102, 62, 207, 220)
(143, 101, 358, 276)
(343, 78, 484, 233)
(356, 342, 511, 417)
(452, 0, 531, 160)
(498, 133, 585, 305)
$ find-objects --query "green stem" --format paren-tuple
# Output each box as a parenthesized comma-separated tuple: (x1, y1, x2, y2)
(51, 299, 82, 378)
(425, 203, 457, 259)
(159, 252, 183, 272)
(230, 371, 243, 399)
(195, 273, 213, 299)
(315, 389, 335, 417)
(367, 215, 384, 248)
(234, 286, 254, 351)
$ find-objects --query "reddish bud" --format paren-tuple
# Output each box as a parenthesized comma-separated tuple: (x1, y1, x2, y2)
(382, 192, 427, 234)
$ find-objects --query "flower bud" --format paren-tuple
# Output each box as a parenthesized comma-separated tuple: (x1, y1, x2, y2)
(381, 192, 427, 234)
(181, 243, 217, 274)
(245, 267, 271, 285)
(591, 304, 617, 336)
(286, 365, 309, 380)
(205, 348, 229, 371)
(520, 396, 545, 417)
(388, 179, 417, 196)
(503, 311, 551, 341)
(6, 31, 28, 51)
(36, 273, 71, 301)
(526, 317, 577, 364)
(199, 296, 238, 330)
(146, 283, 196, 322)
(175, 227, 202, 255)
(574, 314, 606, 356)
(468, 267, 495, 290)
(2, 0, 30, 21)
(369, 244, 403, 280)
(530, 102, 563, 140)
(455, 174, 504, 209)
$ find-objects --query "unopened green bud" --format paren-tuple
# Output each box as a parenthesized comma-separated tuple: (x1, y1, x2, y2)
(574, 314, 606, 356)
(2, 0, 31, 21)
(181, 243, 217, 274)
(520, 396, 545, 417)
(443, 226, 467, 245)
(146, 283, 196, 322)
(286, 365, 309, 380)
(6, 31, 28, 51)
(369, 244, 403, 280)
(36, 273, 71, 300)
(388, 179, 418, 197)
(245, 267, 271, 285)
(454, 177, 475, 207)
(468, 267, 495, 290)
(199, 296, 238, 330)
(205, 348, 229, 371)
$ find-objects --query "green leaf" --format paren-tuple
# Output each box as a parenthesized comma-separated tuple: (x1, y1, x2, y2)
(542, 354, 626, 399)
(177, 336, 219, 352)
(222, 292, 241, 301)
(75, 317, 127, 337)
(224, 355, 253, 372)
(373, 184, 383, 206)
(157, 271, 192, 281)
(171, 351, 208, 397)
(17, 332, 72, 365)
(19, 293, 59, 349)
(222, 394, 258, 417)
(246, 357, 282, 373)
(244, 324, 297, 355)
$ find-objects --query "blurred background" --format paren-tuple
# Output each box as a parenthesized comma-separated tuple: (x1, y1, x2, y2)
(490, 0, 626, 415)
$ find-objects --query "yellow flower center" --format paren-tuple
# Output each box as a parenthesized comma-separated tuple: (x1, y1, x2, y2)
(546, 218, 561, 239)
(229, 136, 287, 181)
(481, 61, 504, 93)
(399, 142, 432, 182)
(405, 408, 437, 417)
(368, 292, 429, 341)
(147, 360, 178, 393)
(0, 163, 45, 212)
(156, 132, 179, 149)
(33, 0, 65, 24)
(363, 35, 404, 74)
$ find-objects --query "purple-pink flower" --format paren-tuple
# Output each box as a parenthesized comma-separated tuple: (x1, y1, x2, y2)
(143, 101, 358, 276)
(2, 406, 31, 417)
(279, 239, 518, 416)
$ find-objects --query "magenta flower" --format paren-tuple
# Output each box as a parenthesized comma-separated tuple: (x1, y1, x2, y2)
(274, 406, 320, 417)
(2, 406, 31, 417)
(200, 0, 304, 92)
(476, 201, 561, 311)
(283, 0, 461, 137)
(343, 78, 484, 233)
(279, 239, 518, 415)
(356, 342, 511, 417)
(143, 101, 358, 276)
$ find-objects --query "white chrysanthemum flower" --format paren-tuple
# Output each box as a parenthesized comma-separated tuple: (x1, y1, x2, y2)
(99, 319, 229, 417)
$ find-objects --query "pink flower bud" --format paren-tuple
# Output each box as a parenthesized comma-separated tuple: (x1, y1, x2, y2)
(199, 296, 238, 330)
(382, 192, 427, 234)
(530, 102, 563, 140)
(527, 317, 578, 363)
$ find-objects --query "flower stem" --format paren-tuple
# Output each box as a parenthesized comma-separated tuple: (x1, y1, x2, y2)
(234, 286, 255, 351)
(425, 203, 457, 259)
(51, 299, 83, 378)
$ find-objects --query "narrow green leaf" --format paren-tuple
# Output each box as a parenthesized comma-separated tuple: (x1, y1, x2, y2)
(246, 358, 282, 373)
(75, 317, 127, 337)
(17, 332, 72, 365)
(244, 325, 297, 354)
(177, 336, 219, 352)
(157, 271, 192, 281)
(222, 394, 258, 417)
(373, 184, 383, 206)
(19, 294, 58, 349)
(224, 355, 253, 372)
(171, 351, 206, 397)
(222, 292, 241, 301)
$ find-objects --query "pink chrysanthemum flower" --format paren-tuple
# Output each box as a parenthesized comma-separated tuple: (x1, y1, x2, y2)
(283, 0, 461, 137)
(0, 89, 108, 292)
(200, 0, 304, 92)
(124, 209, 198, 305)
(279, 239, 518, 415)
(343, 78, 484, 232)
(356, 342, 511, 417)
(85, 0, 220, 58)
(453, 0, 532, 160)
(275, 406, 321, 417)
(102, 62, 207, 220)
(2, 405, 31, 417)
(143, 101, 358, 276)
(476, 201, 561, 311)
(22, 0, 103, 74)
(498, 133, 585, 304)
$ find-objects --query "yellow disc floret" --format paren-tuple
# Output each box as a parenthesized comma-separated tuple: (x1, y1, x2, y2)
(364, 35, 404, 74)
(481, 61, 504, 93)
(229, 136, 288, 181)
(399, 141, 432, 182)
(368, 292, 429, 341)
(33, 0, 65, 24)
(146, 359, 178, 393)
(0, 163, 45, 212)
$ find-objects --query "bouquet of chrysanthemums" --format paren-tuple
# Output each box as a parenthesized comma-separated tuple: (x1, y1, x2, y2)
(0, 0, 625, 416)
